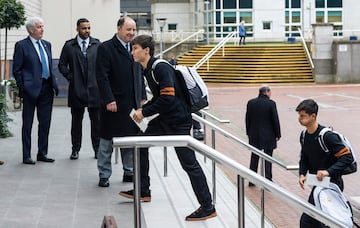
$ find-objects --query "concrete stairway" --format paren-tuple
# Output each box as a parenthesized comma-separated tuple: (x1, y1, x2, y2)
(140, 146, 275, 228)
(177, 43, 314, 84)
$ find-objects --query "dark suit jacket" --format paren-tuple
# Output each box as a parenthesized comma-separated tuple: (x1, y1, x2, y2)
(58, 36, 101, 108)
(96, 34, 146, 139)
(245, 94, 281, 150)
(13, 36, 58, 99)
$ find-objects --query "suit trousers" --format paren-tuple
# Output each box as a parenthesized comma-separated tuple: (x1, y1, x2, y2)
(70, 107, 100, 154)
(97, 138, 134, 179)
(22, 79, 54, 161)
(140, 118, 213, 207)
(249, 148, 273, 180)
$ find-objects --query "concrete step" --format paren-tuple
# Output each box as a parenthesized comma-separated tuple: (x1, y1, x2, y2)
(140, 146, 275, 228)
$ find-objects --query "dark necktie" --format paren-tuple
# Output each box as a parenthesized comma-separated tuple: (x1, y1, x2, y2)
(82, 40, 87, 56)
(125, 43, 130, 54)
(37, 41, 49, 79)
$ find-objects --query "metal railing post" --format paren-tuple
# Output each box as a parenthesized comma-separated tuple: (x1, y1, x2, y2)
(260, 153, 265, 228)
(211, 128, 216, 203)
(237, 175, 245, 228)
(163, 146, 168, 177)
(133, 146, 141, 228)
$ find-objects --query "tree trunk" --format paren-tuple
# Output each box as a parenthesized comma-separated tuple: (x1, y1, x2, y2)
(3, 28, 7, 80)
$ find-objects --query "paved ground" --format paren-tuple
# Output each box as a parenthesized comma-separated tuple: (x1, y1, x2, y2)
(1, 83, 360, 227)
(205, 83, 360, 227)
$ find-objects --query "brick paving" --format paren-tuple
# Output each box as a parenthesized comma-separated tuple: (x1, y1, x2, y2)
(206, 83, 360, 227)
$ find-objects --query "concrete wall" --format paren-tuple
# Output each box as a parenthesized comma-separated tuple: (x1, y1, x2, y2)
(333, 41, 360, 83)
(42, 0, 120, 58)
(312, 23, 334, 83)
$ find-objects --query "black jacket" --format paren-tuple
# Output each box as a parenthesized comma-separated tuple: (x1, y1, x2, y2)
(245, 93, 281, 150)
(96, 35, 146, 139)
(58, 36, 101, 108)
(142, 57, 191, 126)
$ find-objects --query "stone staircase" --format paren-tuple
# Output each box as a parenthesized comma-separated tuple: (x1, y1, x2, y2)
(177, 43, 314, 84)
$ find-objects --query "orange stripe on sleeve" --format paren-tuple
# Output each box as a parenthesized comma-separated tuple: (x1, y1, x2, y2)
(334, 147, 351, 158)
(160, 87, 175, 96)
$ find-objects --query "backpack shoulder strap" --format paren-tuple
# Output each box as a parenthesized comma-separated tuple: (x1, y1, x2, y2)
(151, 59, 172, 84)
(318, 127, 333, 153)
(300, 129, 306, 145)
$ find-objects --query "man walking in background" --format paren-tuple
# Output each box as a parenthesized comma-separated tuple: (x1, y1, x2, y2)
(246, 86, 281, 185)
(59, 18, 101, 160)
(13, 16, 59, 165)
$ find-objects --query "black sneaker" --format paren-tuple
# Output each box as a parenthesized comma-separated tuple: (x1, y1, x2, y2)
(98, 178, 110, 187)
(185, 205, 217, 221)
(193, 129, 204, 140)
(118, 189, 151, 202)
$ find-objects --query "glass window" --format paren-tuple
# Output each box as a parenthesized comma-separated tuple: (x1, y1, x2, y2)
(291, 26, 301, 36)
(263, 21, 271, 30)
(285, 0, 289, 9)
(327, 0, 342, 8)
(239, 0, 252, 9)
(216, 0, 220, 9)
(168, 24, 177, 31)
(240, 12, 252, 23)
(292, 11, 301, 23)
(224, 12, 236, 23)
(333, 25, 343, 36)
(285, 11, 289, 23)
(224, 0, 236, 9)
(328, 11, 342, 22)
(291, 0, 300, 8)
(216, 11, 221, 24)
(316, 11, 325, 23)
(315, 0, 325, 8)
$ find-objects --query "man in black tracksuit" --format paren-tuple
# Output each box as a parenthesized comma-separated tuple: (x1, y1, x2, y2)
(296, 99, 354, 227)
(118, 34, 217, 221)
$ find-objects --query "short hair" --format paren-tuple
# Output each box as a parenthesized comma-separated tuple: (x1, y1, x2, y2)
(131, 35, 155, 57)
(25, 16, 44, 32)
(117, 16, 134, 27)
(259, 86, 270, 95)
(77, 18, 89, 26)
(295, 99, 318, 115)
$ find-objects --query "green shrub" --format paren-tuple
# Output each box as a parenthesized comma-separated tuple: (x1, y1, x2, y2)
(0, 93, 12, 138)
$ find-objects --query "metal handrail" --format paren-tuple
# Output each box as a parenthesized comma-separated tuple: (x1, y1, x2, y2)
(298, 28, 315, 69)
(154, 29, 205, 59)
(193, 31, 237, 70)
(112, 135, 347, 228)
(192, 113, 299, 171)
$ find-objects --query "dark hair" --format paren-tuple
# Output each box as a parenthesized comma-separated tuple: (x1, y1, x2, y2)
(296, 99, 318, 115)
(131, 35, 155, 57)
(259, 86, 270, 95)
(117, 16, 134, 27)
(77, 18, 89, 26)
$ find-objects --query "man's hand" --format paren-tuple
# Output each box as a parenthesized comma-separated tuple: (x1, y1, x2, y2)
(299, 174, 306, 190)
(316, 170, 329, 181)
(132, 108, 144, 123)
(106, 101, 117, 112)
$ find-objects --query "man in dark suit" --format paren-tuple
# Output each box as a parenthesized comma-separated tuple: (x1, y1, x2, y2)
(245, 86, 281, 185)
(13, 16, 59, 165)
(96, 16, 146, 187)
(58, 18, 101, 160)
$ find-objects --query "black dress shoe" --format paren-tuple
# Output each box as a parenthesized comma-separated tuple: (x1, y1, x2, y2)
(70, 151, 79, 160)
(123, 175, 133, 183)
(37, 156, 55, 163)
(23, 158, 36, 165)
(98, 178, 110, 187)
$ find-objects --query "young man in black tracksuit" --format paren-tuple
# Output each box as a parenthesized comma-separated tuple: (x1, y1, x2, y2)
(296, 99, 354, 227)
(118, 34, 217, 221)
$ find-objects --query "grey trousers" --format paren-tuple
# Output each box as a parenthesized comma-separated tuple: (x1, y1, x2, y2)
(97, 138, 134, 179)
